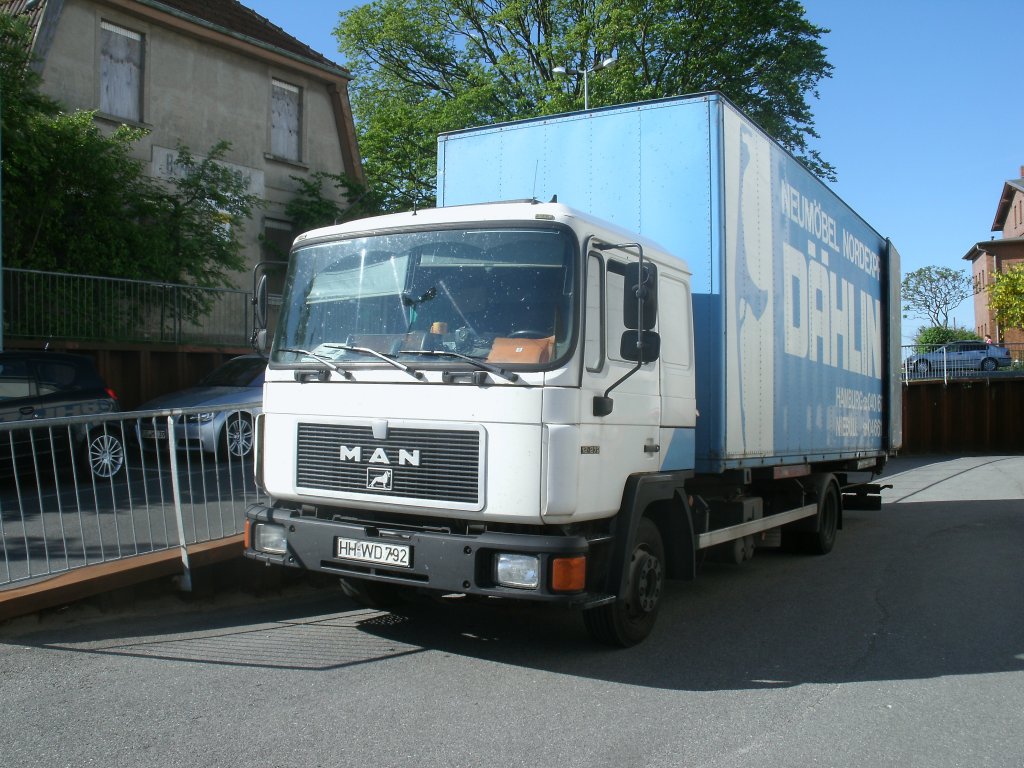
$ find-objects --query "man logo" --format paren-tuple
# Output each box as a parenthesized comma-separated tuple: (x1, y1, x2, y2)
(367, 468, 393, 491)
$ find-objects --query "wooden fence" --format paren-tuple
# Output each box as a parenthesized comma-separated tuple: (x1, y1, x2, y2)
(902, 377, 1024, 454)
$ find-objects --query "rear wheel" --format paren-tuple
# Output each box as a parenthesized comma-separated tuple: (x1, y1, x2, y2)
(915, 359, 931, 374)
(221, 413, 254, 458)
(785, 480, 840, 555)
(583, 517, 665, 647)
(83, 427, 125, 479)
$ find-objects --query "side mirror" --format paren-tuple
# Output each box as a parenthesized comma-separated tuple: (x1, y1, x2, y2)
(620, 330, 661, 362)
(623, 261, 657, 330)
(254, 274, 268, 330)
(253, 328, 269, 353)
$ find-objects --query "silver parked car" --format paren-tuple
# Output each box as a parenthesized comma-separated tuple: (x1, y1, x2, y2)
(135, 355, 265, 458)
(905, 340, 1012, 375)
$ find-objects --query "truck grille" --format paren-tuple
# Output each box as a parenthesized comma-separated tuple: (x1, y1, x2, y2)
(295, 424, 481, 504)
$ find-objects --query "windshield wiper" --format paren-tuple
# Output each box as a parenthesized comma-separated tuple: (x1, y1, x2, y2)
(321, 344, 425, 381)
(280, 348, 354, 380)
(400, 349, 520, 383)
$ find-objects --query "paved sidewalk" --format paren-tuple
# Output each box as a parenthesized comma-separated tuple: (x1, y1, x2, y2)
(879, 454, 1024, 503)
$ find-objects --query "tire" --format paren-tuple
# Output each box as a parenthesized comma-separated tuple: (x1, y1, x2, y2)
(83, 427, 125, 479)
(221, 413, 254, 458)
(339, 577, 407, 610)
(583, 517, 665, 647)
(785, 480, 840, 555)
(915, 359, 931, 374)
(981, 357, 997, 372)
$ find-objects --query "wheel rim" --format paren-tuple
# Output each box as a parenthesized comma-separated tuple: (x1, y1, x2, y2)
(89, 432, 124, 478)
(626, 547, 663, 618)
(982, 358, 996, 371)
(226, 417, 253, 456)
(635, 552, 663, 613)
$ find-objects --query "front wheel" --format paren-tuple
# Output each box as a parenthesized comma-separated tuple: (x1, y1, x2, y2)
(981, 357, 997, 371)
(583, 517, 665, 647)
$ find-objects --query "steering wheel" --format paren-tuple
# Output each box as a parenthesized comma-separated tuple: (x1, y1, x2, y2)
(508, 329, 550, 339)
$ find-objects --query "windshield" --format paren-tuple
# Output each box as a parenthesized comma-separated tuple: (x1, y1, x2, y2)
(272, 226, 577, 368)
(200, 356, 266, 387)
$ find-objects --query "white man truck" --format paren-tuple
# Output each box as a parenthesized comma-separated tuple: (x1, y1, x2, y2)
(245, 92, 901, 646)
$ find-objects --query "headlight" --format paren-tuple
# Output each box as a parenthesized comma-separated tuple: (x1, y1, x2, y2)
(253, 523, 287, 554)
(184, 412, 215, 423)
(495, 553, 539, 589)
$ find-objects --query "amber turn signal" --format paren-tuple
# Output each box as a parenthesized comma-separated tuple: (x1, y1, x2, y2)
(551, 556, 586, 592)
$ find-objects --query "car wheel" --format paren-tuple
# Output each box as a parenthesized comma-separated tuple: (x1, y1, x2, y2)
(222, 413, 254, 458)
(981, 357, 997, 371)
(915, 359, 931, 374)
(84, 427, 125, 479)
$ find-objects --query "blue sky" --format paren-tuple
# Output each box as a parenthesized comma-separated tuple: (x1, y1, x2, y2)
(245, 0, 1022, 338)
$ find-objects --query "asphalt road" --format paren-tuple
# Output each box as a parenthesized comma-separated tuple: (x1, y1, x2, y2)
(1, 455, 1022, 768)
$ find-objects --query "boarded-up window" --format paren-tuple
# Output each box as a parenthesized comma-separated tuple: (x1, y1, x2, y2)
(100, 21, 143, 122)
(271, 79, 301, 161)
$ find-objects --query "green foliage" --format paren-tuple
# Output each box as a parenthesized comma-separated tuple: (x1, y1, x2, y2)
(901, 266, 971, 328)
(335, 0, 834, 211)
(284, 172, 382, 235)
(987, 264, 1024, 331)
(3, 110, 162, 277)
(0, 12, 261, 294)
(160, 142, 262, 288)
(914, 325, 979, 350)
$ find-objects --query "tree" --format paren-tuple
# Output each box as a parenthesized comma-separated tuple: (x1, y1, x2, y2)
(159, 142, 262, 289)
(335, 0, 834, 211)
(284, 171, 381, 235)
(987, 263, 1024, 333)
(900, 266, 972, 329)
(1, 12, 260, 289)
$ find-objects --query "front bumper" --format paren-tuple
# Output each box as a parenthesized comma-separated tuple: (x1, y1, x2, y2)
(244, 503, 612, 608)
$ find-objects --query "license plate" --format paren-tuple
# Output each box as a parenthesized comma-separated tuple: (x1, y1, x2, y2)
(140, 428, 167, 439)
(335, 537, 411, 568)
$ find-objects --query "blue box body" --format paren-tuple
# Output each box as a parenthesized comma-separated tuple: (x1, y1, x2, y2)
(437, 93, 901, 472)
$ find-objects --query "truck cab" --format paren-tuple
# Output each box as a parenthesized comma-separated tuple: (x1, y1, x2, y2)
(246, 201, 698, 644)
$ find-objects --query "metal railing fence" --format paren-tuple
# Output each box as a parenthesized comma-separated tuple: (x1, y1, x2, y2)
(901, 342, 1024, 383)
(0, 404, 262, 589)
(3, 267, 252, 346)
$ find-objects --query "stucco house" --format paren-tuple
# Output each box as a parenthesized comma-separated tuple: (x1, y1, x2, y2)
(1, 0, 363, 276)
(963, 168, 1024, 344)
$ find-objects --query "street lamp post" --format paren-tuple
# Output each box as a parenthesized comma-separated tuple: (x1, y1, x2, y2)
(552, 55, 617, 110)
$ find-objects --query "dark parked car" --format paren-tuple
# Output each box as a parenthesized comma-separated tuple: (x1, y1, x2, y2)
(904, 340, 1012, 376)
(0, 351, 124, 478)
(135, 354, 265, 459)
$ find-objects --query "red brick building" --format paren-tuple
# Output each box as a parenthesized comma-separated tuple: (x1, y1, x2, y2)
(964, 169, 1024, 344)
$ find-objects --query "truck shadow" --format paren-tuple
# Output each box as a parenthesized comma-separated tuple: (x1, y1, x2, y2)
(4, 498, 1022, 692)
(319, 495, 1024, 690)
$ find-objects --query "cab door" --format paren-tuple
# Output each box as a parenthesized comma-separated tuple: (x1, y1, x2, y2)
(575, 246, 662, 520)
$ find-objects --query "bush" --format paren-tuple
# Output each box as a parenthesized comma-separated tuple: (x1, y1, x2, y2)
(913, 325, 980, 350)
